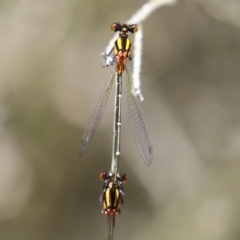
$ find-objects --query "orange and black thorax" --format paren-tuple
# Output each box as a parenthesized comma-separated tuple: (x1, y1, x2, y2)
(114, 36, 131, 74)
(99, 172, 127, 216)
(110, 23, 138, 74)
(102, 183, 121, 216)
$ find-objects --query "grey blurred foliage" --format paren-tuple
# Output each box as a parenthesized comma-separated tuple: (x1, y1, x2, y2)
(1, 0, 240, 239)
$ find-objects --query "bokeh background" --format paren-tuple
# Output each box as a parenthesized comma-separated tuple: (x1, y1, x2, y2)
(1, 0, 240, 239)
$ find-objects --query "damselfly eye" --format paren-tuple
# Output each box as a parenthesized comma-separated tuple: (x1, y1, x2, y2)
(99, 171, 108, 180)
(111, 23, 121, 32)
(128, 24, 138, 33)
(117, 173, 128, 183)
(122, 174, 127, 183)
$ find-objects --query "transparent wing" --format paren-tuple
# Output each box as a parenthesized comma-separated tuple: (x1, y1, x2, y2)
(125, 68, 153, 166)
(79, 73, 115, 157)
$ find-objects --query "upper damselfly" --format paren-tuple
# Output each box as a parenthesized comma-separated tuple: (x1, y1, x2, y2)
(79, 22, 153, 167)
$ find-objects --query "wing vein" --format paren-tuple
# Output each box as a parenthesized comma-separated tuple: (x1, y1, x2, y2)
(79, 73, 115, 157)
(126, 67, 153, 166)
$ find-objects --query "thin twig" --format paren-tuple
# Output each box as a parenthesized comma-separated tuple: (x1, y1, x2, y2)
(103, 0, 177, 100)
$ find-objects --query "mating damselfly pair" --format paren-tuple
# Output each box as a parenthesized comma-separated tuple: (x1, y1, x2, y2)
(79, 22, 153, 239)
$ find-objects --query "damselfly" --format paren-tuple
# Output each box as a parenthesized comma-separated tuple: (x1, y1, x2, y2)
(79, 22, 153, 167)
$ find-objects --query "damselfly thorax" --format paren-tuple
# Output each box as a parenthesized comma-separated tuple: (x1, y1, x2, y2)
(111, 23, 137, 74)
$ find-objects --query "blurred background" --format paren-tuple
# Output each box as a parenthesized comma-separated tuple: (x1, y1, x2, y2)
(1, 0, 240, 239)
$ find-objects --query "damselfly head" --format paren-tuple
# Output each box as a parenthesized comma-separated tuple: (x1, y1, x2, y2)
(111, 23, 138, 37)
